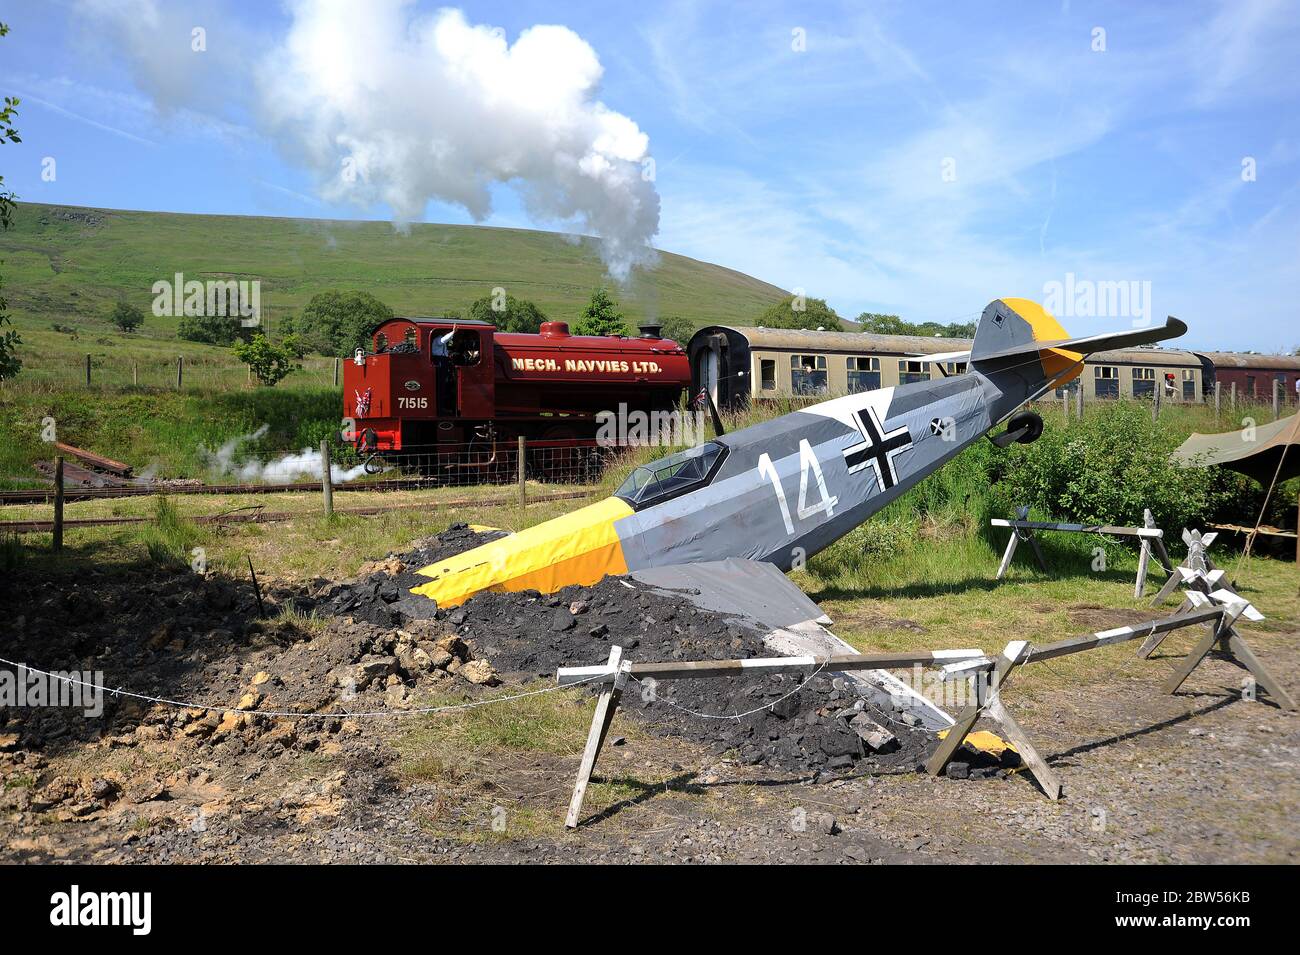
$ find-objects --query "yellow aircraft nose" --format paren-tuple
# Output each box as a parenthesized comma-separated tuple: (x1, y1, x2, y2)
(410, 496, 634, 608)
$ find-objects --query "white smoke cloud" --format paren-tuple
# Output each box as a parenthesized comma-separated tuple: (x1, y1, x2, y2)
(76, 0, 661, 279)
(200, 425, 371, 484)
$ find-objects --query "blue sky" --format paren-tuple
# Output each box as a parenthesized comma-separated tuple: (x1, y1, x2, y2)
(3, 0, 1298, 351)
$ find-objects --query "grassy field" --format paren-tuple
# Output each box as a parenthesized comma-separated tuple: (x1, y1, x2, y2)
(0, 201, 786, 355)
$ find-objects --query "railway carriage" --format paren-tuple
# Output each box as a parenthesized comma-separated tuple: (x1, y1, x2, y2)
(689, 325, 1212, 408)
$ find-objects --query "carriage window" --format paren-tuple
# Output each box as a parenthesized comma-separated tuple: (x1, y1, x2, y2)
(945, 361, 968, 375)
(614, 441, 728, 509)
(1094, 365, 1119, 398)
(760, 359, 776, 391)
(1132, 366, 1155, 398)
(1182, 369, 1196, 401)
(790, 354, 827, 395)
(898, 359, 929, 385)
(846, 356, 881, 393)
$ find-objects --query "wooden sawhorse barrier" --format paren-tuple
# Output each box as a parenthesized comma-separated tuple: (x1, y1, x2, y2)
(558, 592, 1296, 825)
(558, 647, 988, 829)
(926, 591, 1297, 799)
(993, 506, 1175, 598)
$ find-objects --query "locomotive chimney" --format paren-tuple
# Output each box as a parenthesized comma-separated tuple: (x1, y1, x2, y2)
(540, 321, 570, 337)
(638, 320, 663, 339)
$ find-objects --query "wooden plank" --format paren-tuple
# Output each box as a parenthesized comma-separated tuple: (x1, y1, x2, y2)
(995, 521, 1020, 580)
(925, 643, 1026, 777)
(1134, 509, 1155, 598)
(52, 457, 64, 553)
(1224, 632, 1298, 711)
(1030, 607, 1222, 662)
(53, 441, 133, 477)
(556, 647, 982, 686)
(557, 648, 988, 686)
(989, 519, 1162, 538)
(1162, 605, 1245, 695)
(985, 697, 1062, 800)
(565, 645, 624, 829)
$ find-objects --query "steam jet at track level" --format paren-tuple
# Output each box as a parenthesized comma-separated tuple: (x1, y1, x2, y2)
(411, 299, 1187, 610)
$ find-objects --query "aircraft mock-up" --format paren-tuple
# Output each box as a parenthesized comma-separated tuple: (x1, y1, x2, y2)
(409, 298, 1187, 727)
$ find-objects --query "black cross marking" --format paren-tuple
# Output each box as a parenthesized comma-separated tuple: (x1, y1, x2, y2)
(843, 405, 913, 490)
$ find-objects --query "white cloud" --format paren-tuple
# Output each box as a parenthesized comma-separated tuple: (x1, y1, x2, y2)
(74, 0, 662, 279)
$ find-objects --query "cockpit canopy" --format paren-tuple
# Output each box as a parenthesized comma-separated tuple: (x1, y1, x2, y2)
(614, 441, 727, 510)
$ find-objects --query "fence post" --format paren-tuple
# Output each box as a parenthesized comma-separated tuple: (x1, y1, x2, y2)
(53, 456, 65, 552)
(320, 438, 334, 518)
(132, 361, 138, 386)
(1153, 381, 1162, 421)
(518, 435, 527, 507)
(1075, 380, 1083, 419)
(176, 356, 184, 390)
(333, 358, 340, 387)
(1231, 381, 1237, 412)
(1062, 388, 1068, 422)
(85, 354, 91, 387)
(1214, 380, 1221, 419)
(1274, 378, 1282, 420)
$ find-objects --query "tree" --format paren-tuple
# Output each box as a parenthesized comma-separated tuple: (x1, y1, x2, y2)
(658, 314, 695, 345)
(177, 310, 247, 346)
(756, 295, 841, 331)
(857, 312, 908, 335)
(285, 290, 394, 355)
(0, 22, 21, 382)
(109, 300, 144, 333)
(857, 312, 976, 338)
(573, 287, 631, 337)
(233, 334, 296, 386)
(466, 292, 547, 333)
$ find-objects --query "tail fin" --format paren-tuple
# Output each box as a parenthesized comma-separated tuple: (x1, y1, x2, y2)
(971, 298, 1187, 421)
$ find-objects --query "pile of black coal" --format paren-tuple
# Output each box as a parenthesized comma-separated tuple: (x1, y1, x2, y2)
(307, 523, 1015, 778)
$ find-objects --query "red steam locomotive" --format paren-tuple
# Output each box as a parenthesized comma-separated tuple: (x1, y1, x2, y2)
(341, 317, 691, 465)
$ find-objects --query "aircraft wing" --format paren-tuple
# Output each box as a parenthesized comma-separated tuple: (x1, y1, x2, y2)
(628, 558, 957, 730)
(912, 349, 972, 364)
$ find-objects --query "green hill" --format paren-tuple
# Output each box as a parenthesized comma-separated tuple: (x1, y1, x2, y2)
(0, 202, 787, 336)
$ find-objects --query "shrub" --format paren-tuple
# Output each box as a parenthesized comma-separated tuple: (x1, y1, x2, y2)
(108, 300, 144, 332)
(987, 401, 1233, 533)
(233, 333, 296, 386)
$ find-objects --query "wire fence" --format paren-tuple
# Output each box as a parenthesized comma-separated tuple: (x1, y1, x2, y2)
(5, 352, 342, 392)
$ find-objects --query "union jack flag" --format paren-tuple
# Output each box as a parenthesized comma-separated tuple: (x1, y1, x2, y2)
(693, 386, 710, 409)
(355, 387, 372, 417)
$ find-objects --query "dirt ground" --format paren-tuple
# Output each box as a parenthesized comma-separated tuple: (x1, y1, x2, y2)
(2, 534, 1296, 865)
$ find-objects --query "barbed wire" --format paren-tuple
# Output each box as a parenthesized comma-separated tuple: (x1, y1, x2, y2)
(0, 655, 604, 721)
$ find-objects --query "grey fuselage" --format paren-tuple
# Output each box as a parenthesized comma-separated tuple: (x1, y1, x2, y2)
(614, 372, 999, 573)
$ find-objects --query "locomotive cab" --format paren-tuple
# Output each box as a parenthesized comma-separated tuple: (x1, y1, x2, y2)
(343, 317, 496, 451)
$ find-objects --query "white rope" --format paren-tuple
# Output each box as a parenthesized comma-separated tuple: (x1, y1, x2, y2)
(0, 655, 603, 720)
(627, 659, 830, 721)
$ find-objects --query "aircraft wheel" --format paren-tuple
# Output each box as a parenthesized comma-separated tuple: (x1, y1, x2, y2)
(1007, 410, 1044, 443)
